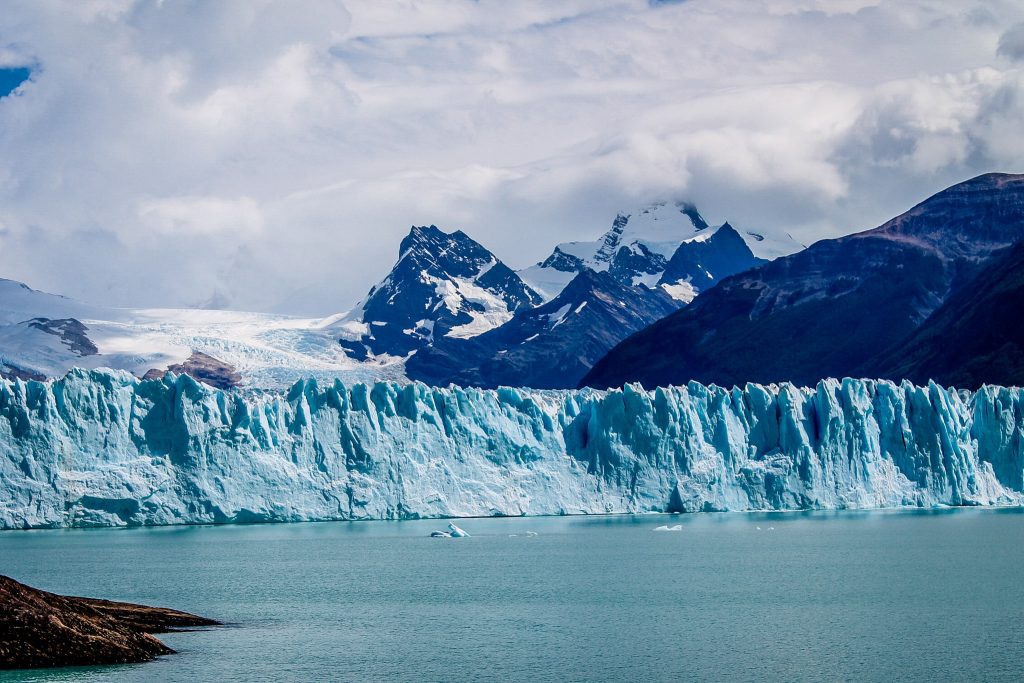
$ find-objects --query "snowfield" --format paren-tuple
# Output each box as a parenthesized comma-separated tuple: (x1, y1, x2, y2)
(0, 279, 405, 388)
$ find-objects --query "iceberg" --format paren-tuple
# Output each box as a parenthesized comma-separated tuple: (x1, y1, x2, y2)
(430, 523, 469, 538)
(0, 369, 1022, 530)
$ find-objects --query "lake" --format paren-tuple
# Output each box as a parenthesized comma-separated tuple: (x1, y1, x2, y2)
(2, 509, 1023, 682)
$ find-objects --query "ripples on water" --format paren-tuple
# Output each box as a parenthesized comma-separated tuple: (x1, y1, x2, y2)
(2, 509, 1023, 682)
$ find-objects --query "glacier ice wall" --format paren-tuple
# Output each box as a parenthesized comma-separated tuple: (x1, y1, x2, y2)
(0, 369, 1022, 529)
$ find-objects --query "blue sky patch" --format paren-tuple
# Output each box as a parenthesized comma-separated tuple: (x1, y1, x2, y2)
(0, 67, 32, 97)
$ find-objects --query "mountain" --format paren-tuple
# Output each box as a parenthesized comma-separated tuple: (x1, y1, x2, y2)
(518, 202, 781, 302)
(335, 225, 542, 359)
(404, 269, 680, 389)
(582, 173, 1024, 390)
(866, 239, 1024, 388)
(342, 205, 770, 389)
(3, 369, 1023, 529)
(402, 205, 769, 389)
(0, 201, 783, 391)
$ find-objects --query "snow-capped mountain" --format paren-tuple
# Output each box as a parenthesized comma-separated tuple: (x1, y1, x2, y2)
(519, 202, 772, 304)
(739, 228, 806, 261)
(653, 222, 769, 301)
(335, 225, 542, 359)
(349, 203, 770, 389)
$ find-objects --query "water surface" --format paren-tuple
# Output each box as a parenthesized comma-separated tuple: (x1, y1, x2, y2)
(2, 509, 1023, 682)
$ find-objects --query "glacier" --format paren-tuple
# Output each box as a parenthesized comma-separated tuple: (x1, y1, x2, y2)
(0, 368, 1022, 530)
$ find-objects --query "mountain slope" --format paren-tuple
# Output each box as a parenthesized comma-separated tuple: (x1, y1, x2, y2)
(405, 269, 680, 389)
(582, 173, 1024, 390)
(865, 239, 1024, 388)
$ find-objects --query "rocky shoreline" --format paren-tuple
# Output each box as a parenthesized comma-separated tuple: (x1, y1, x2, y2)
(0, 575, 219, 669)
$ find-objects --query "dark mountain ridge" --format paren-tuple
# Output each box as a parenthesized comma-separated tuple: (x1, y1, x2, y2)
(582, 173, 1024, 390)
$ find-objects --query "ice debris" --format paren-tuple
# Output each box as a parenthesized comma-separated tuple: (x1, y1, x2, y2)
(431, 522, 469, 538)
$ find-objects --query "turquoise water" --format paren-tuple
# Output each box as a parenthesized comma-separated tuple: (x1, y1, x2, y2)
(2, 510, 1024, 682)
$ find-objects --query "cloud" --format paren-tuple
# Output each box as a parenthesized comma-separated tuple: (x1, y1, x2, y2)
(0, 0, 1022, 315)
(998, 22, 1024, 62)
(137, 196, 264, 239)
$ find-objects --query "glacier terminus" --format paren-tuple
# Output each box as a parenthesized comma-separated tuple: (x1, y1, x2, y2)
(1, 369, 1022, 530)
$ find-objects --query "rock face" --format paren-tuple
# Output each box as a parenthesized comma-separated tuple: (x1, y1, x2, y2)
(655, 222, 763, 299)
(25, 318, 98, 356)
(0, 365, 45, 382)
(582, 173, 1024, 390)
(1, 369, 1022, 530)
(0, 575, 218, 669)
(145, 351, 243, 390)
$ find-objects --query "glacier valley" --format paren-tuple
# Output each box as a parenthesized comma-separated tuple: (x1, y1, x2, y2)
(1, 369, 1022, 530)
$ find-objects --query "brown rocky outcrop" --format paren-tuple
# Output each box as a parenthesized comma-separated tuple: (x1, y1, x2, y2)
(143, 350, 242, 390)
(0, 575, 219, 670)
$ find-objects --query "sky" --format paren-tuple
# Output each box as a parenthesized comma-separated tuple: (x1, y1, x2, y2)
(0, 0, 1022, 315)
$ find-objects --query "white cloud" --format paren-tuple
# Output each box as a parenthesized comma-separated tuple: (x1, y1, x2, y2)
(137, 196, 264, 239)
(0, 0, 1022, 314)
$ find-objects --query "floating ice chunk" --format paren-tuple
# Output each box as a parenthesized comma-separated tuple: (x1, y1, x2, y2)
(653, 524, 682, 531)
(429, 523, 469, 538)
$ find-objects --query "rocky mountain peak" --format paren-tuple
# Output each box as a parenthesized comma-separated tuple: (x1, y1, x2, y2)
(337, 225, 541, 359)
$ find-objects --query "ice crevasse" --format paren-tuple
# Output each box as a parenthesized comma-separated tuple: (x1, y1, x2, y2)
(0, 368, 1022, 529)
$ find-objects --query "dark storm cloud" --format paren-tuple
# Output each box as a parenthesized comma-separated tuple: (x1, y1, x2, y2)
(998, 22, 1024, 62)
